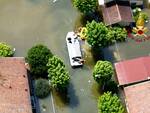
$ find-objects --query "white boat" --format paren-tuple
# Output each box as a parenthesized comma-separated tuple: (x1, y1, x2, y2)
(66, 31, 83, 67)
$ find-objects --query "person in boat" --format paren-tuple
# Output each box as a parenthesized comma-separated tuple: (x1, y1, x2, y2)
(68, 37, 72, 43)
(74, 27, 82, 37)
(72, 57, 84, 63)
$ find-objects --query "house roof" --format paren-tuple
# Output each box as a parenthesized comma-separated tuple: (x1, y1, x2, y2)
(0, 57, 32, 113)
(124, 81, 150, 113)
(100, 1, 133, 25)
(115, 56, 150, 85)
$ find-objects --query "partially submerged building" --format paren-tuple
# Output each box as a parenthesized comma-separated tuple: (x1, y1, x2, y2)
(0, 57, 32, 113)
(124, 81, 150, 113)
(99, 0, 134, 26)
(115, 56, 150, 86)
(115, 56, 150, 113)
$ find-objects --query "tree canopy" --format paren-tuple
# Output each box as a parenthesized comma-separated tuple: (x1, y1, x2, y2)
(93, 61, 114, 84)
(73, 0, 97, 14)
(86, 20, 127, 48)
(98, 92, 124, 113)
(26, 44, 53, 77)
(112, 27, 127, 42)
(47, 56, 70, 90)
(0, 42, 14, 57)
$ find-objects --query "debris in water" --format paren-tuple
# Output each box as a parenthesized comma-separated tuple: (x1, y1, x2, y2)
(53, 0, 57, 3)
(88, 80, 91, 83)
(80, 88, 84, 92)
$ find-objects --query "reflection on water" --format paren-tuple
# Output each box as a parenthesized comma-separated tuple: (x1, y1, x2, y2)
(53, 83, 79, 109)
(144, 0, 150, 8)
(0, 0, 99, 113)
(82, 41, 95, 68)
(91, 82, 102, 98)
(74, 11, 102, 30)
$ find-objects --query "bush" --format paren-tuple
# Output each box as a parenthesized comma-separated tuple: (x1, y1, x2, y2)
(26, 44, 53, 77)
(112, 27, 127, 42)
(133, 8, 148, 22)
(86, 21, 109, 47)
(35, 79, 50, 98)
(98, 92, 124, 113)
(73, 0, 97, 14)
(86, 21, 127, 48)
(0, 42, 14, 57)
(93, 61, 114, 84)
(47, 56, 70, 90)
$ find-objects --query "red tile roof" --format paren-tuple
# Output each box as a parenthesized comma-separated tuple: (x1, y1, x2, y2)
(101, 4, 133, 25)
(124, 81, 150, 113)
(115, 56, 150, 85)
(0, 57, 32, 113)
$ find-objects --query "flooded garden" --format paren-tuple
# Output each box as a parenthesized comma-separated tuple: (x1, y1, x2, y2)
(0, 0, 150, 113)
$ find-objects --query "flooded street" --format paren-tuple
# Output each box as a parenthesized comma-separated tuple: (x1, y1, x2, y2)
(1, 0, 150, 113)
(0, 0, 77, 57)
(0, 0, 98, 113)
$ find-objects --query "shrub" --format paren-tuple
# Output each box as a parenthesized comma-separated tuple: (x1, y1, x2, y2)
(133, 8, 148, 22)
(98, 92, 124, 113)
(112, 27, 127, 42)
(86, 21, 127, 48)
(0, 42, 14, 57)
(26, 44, 53, 77)
(35, 79, 50, 98)
(73, 0, 97, 14)
(47, 56, 70, 90)
(93, 61, 114, 84)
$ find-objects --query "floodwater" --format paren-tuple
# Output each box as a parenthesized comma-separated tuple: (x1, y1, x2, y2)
(1, 0, 150, 113)
(0, 0, 98, 113)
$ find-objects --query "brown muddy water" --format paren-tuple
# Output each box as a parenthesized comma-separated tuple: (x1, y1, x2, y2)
(0, 0, 99, 113)
(1, 0, 150, 113)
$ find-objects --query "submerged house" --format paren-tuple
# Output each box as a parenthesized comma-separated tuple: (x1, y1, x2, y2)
(99, 0, 134, 26)
(115, 56, 150, 113)
(115, 56, 150, 86)
(0, 57, 33, 113)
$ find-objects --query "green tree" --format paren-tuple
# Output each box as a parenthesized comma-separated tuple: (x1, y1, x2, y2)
(98, 92, 124, 113)
(26, 44, 53, 77)
(112, 27, 127, 42)
(73, 0, 97, 14)
(47, 56, 70, 90)
(93, 61, 114, 84)
(86, 21, 109, 48)
(35, 79, 50, 98)
(0, 42, 14, 57)
(86, 21, 127, 48)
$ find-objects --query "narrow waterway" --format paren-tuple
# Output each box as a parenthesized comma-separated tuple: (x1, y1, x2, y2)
(0, 0, 99, 113)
